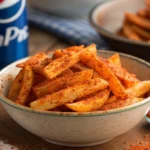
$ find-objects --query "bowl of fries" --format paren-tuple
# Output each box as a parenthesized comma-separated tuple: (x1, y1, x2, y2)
(90, 0, 150, 61)
(0, 44, 150, 147)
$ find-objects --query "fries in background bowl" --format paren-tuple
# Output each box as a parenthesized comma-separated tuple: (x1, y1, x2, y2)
(118, 0, 150, 43)
(5, 44, 150, 112)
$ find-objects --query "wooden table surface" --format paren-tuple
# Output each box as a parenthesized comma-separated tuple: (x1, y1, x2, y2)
(0, 27, 150, 150)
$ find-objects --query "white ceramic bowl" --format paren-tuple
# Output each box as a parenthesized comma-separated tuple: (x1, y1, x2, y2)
(29, 0, 104, 18)
(0, 51, 150, 147)
(90, 0, 150, 60)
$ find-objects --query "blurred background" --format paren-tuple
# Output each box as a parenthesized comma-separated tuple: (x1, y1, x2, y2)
(27, 0, 107, 55)
(0, 0, 150, 68)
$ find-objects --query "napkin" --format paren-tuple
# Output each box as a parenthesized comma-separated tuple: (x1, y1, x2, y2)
(28, 8, 109, 49)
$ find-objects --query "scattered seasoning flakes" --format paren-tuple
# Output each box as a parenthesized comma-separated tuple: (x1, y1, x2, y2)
(0, 140, 19, 150)
(126, 134, 150, 150)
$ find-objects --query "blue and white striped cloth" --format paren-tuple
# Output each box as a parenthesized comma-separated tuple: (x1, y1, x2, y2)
(28, 8, 109, 49)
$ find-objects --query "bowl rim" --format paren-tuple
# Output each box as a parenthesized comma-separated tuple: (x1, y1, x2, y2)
(0, 50, 150, 117)
(89, 0, 150, 47)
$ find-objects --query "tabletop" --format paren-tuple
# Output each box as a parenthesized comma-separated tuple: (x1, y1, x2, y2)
(0, 27, 150, 150)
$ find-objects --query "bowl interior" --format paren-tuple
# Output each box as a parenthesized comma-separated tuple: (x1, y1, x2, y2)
(93, 0, 144, 33)
(0, 51, 150, 116)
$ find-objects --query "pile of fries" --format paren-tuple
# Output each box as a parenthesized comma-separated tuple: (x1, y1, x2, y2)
(7, 44, 150, 112)
(118, 0, 150, 42)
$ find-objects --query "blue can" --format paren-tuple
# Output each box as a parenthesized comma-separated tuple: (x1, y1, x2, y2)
(0, 0, 28, 69)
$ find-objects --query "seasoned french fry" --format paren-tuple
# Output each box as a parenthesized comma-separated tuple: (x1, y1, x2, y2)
(15, 65, 34, 105)
(52, 45, 84, 59)
(125, 13, 150, 30)
(16, 52, 48, 68)
(66, 89, 110, 112)
(30, 78, 109, 110)
(131, 24, 150, 40)
(122, 23, 141, 41)
(107, 53, 121, 67)
(126, 80, 150, 97)
(101, 97, 143, 111)
(137, 8, 148, 18)
(33, 69, 93, 98)
(7, 69, 24, 101)
(43, 44, 96, 79)
(84, 44, 97, 56)
(106, 81, 150, 104)
(63, 45, 84, 54)
(43, 51, 82, 79)
(81, 51, 128, 100)
(99, 57, 140, 88)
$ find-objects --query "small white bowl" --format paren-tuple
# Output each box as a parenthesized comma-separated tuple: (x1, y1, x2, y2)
(0, 51, 150, 147)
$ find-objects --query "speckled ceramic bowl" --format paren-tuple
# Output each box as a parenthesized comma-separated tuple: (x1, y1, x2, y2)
(0, 51, 150, 147)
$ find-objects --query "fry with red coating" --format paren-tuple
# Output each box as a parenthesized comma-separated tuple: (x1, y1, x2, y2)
(125, 12, 150, 30)
(81, 50, 128, 100)
(66, 89, 110, 112)
(33, 69, 93, 98)
(15, 65, 34, 105)
(30, 78, 109, 110)
(7, 69, 24, 101)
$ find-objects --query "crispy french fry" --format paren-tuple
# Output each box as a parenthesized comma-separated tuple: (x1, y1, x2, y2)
(131, 24, 150, 40)
(125, 13, 150, 30)
(52, 46, 84, 59)
(43, 51, 82, 79)
(122, 23, 141, 41)
(84, 44, 97, 56)
(66, 89, 110, 112)
(63, 45, 84, 54)
(16, 52, 48, 68)
(7, 69, 24, 101)
(101, 97, 143, 111)
(99, 57, 140, 88)
(33, 69, 93, 98)
(30, 78, 109, 110)
(43, 44, 96, 79)
(81, 51, 128, 100)
(15, 65, 34, 105)
(107, 53, 121, 67)
(137, 8, 148, 18)
(106, 81, 150, 104)
(145, 0, 150, 8)
(126, 80, 150, 97)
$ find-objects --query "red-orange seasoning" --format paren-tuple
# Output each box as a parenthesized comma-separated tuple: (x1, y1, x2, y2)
(128, 144, 150, 150)
(127, 134, 150, 150)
